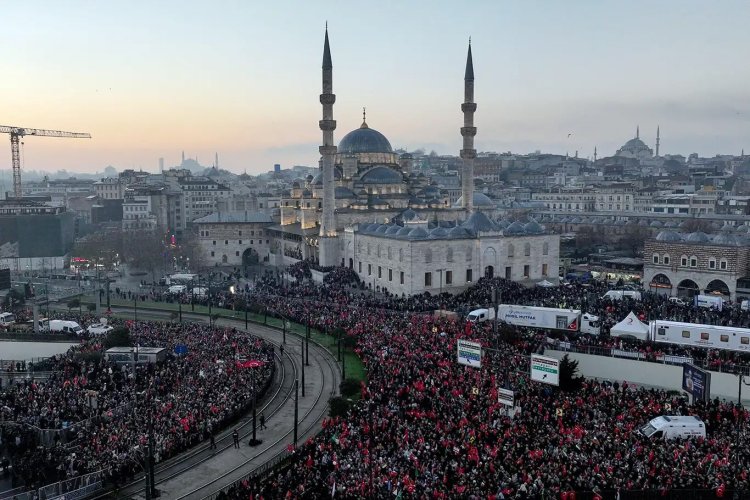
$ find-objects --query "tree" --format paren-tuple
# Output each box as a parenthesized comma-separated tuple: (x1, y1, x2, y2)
(619, 226, 650, 256)
(328, 396, 352, 418)
(67, 298, 81, 310)
(339, 378, 360, 398)
(2, 289, 25, 309)
(559, 354, 584, 392)
(103, 327, 131, 349)
(122, 230, 166, 283)
(74, 230, 123, 271)
(174, 230, 207, 272)
(87, 303, 97, 312)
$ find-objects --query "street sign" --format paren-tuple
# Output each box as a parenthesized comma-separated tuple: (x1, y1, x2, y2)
(174, 344, 188, 356)
(530, 354, 560, 386)
(457, 339, 482, 368)
(498, 388, 514, 406)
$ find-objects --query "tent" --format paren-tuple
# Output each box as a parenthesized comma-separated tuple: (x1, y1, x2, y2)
(609, 311, 649, 341)
(536, 280, 556, 288)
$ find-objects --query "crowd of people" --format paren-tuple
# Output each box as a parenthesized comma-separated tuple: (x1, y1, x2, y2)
(211, 269, 750, 498)
(0, 319, 274, 491)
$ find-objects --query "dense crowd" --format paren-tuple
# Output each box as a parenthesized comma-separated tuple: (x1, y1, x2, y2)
(213, 269, 750, 498)
(0, 319, 274, 490)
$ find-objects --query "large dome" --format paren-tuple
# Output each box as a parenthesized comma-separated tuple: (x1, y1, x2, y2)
(453, 192, 496, 209)
(338, 122, 393, 154)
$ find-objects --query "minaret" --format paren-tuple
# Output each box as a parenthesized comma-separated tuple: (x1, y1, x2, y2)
(318, 26, 339, 267)
(460, 39, 477, 213)
(636, 125, 640, 139)
(594, 146, 597, 162)
(655, 126, 660, 157)
(215, 152, 219, 169)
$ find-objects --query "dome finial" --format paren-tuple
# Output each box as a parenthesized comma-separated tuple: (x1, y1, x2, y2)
(361, 107, 368, 128)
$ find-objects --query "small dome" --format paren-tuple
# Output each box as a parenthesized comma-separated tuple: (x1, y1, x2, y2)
(335, 186, 357, 199)
(656, 231, 683, 242)
(496, 218, 510, 229)
(408, 227, 429, 239)
(401, 208, 417, 221)
(369, 197, 389, 208)
(305, 174, 314, 181)
(678, 220, 691, 229)
(685, 231, 710, 243)
(386, 225, 401, 235)
(453, 192, 496, 208)
(448, 226, 469, 238)
(375, 225, 389, 234)
(505, 221, 527, 235)
(360, 166, 403, 184)
(664, 220, 678, 228)
(396, 227, 412, 236)
(639, 219, 650, 227)
(399, 152, 413, 159)
(462, 212, 499, 232)
(429, 227, 448, 238)
(292, 181, 300, 188)
(721, 222, 734, 233)
(524, 220, 544, 234)
(712, 233, 739, 246)
(338, 124, 393, 154)
(649, 220, 663, 228)
(615, 220, 626, 226)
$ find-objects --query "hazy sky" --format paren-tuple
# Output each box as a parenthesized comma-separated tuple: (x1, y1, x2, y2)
(1, 1, 749, 174)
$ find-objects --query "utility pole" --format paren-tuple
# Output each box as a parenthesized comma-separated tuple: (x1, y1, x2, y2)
(305, 321, 310, 366)
(301, 337, 306, 397)
(178, 300, 182, 323)
(134, 295, 138, 322)
(282, 316, 286, 344)
(293, 379, 299, 447)
(342, 345, 346, 380)
(245, 304, 248, 329)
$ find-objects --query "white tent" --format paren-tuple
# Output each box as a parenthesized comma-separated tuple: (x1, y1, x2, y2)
(536, 280, 556, 288)
(610, 311, 649, 341)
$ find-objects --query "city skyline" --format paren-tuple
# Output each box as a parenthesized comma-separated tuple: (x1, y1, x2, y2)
(2, 0, 749, 174)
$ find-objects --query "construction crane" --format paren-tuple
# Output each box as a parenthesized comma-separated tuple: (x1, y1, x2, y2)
(0, 125, 91, 199)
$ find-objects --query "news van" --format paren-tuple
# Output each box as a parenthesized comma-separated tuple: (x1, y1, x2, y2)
(497, 304, 600, 335)
(466, 308, 495, 323)
(640, 416, 706, 440)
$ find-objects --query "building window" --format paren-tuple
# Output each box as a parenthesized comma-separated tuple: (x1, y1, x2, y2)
(239, 240, 242, 245)
(663, 255, 670, 265)
(720, 259, 728, 270)
(653, 254, 660, 264)
(424, 272, 432, 287)
(681, 255, 688, 266)
(367, 244, 370, 256)
(466, 269, 473, 282)
(424, 248, 432, 264)
(524, 265, 530, 277)
(377, 245, 381, 258)
(542, 263, 548, 276)
(388, 269, 393, 281)
(505, 266, 512, 279)
(239, 230, 242, 236)
(388, 247, 392, 259)
(211, 251, 215, 257)
(378, 266, 382, 279)
(709, 258, 716, 269)
(235, 251, 240, 256)
(445, 270, 453, 285)
(508, 244, 514, 258)
(359, 262, 362, 273)
(400, 271, 404, 285)
(225, 240, 228, 245)
(524, 243, 531, 256)
(213, 241, 216, 246)
(690, 256, 697, 268)
(543, 242, 549, 256)
(399, 248, 403, 262)
(446, 248, 453, 262)
(368, 264, 372, 276)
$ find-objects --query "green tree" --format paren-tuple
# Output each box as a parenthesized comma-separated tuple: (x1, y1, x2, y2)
(328, 396, 352, 418)
(103, 327, 131, 349)
(67, 298, 81, 310)
(123, 230, 166, 283)
(87, 303, 97, 312)
(559, 354, 584, 392)
(339, 378, 360, 398)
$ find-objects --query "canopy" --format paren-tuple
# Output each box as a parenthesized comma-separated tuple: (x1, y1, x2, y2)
(610, 311, 649, 340)
(536, 280, 556, 288)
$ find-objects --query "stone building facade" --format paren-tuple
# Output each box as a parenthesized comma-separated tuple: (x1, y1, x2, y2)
(193, 212, 274, 267)
(342, 211, 559, 296)
(643, 230, 750, 300)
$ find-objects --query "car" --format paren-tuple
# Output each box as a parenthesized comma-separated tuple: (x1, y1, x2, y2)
(88, 323, 114, 335)
(668, 296, 687, 306)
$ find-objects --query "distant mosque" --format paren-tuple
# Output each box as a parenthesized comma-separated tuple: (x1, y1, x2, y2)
(267, 29, 560, 294)
(615, 126, 661, 160)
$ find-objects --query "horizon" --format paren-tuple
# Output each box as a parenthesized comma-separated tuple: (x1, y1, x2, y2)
(2, 1, 749, 175)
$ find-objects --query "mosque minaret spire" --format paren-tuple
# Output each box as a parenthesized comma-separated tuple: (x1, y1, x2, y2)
(318, 25, 339, 266)
(460, 38, 477, 213)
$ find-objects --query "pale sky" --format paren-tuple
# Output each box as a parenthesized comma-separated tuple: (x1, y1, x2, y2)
(1, 0, 749, 174)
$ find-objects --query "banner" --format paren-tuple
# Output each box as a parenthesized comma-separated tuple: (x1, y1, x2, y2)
(530, 354, 560, 386)
(498, 388, 514, 406)
(457, 339, 482, 368)
(682, 363, 711, 402)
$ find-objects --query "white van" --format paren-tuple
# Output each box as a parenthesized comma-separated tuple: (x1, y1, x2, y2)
(0, 312, 16, 327)
(602, 290, 642, 301)
(467, 308, 495, 323)
(640, 415, 705, 440)
(167, 285, 187, 295)
(49, 320, 84, 336)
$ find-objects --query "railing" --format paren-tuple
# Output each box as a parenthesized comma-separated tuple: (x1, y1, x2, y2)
(0, 486, 27, 500)
(204, 447, 297, 500)
(545, 341, 750, 376)
(0, 470, 104, 500)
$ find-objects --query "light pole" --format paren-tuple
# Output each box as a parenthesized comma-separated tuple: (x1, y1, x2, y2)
(293, 379, 299, 447)
(301, 336, 306, 397)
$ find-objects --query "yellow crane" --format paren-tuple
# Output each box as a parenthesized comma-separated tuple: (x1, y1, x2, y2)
(0, 125, 91, 198)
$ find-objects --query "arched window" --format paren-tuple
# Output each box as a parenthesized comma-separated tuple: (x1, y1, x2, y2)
(424, 248, 432, 264)
(680, 255, 688, 267)
(508, 243, 515, 258)
(524, 243, 531, 257)
(720, 258, 728, 270)
(377, 244, 381, 258)
(689, 256, 698, 268)
(466, 246, 473, 262)
(708, 257, 716, 270)
(399, 248, 404, 262)
(663, 254, 670, 265)
(542, 242, 549, 256)
(446, 248, 453, 262)
(653, 253, 660, 265)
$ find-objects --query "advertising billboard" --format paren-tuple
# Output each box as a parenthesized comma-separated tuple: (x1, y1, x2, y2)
(457, 339, 482, 368)
(682, 363, 711, 402)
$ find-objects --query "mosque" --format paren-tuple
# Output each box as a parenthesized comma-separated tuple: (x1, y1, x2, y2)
(269, 29, 560, 294)
(615, 126, 659, 160)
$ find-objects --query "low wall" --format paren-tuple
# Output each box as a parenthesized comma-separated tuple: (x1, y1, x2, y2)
(310, 269, 328, 284)
(544, 350, 749, 406)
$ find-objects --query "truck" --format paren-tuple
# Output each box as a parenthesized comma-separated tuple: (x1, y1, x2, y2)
(694, 294, 724, 311)
(0, 312, 16, 327)
(649, 320, 750, 353)
(49, 320, 84, 336)
(640, 416, 706, 440)
(466, 308, 495, 323)
(497, 304, 600, 335)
